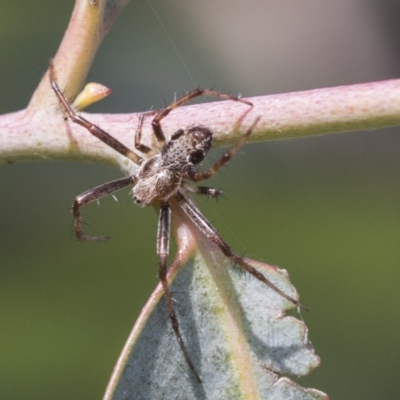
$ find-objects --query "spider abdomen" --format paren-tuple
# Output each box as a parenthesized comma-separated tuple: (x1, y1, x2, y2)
(132, 155, 182, 206)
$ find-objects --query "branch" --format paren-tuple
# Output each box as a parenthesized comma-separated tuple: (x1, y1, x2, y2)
(1, 79, 400, 175)
(29, 0, 129, 113)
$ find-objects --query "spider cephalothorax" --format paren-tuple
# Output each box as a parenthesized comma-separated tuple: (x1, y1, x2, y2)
(161, 125, 213, 172)
(50, 64, 301, 383)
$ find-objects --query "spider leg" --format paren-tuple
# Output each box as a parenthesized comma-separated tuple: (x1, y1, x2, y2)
(73, 176, 136, 241)
(134, 112, 159, 155)
(176, 192, 304, 308)
(158, 201, 202, 383)
(49, 62, 143, 165)
(151, 88, 253, 145)
(181, 181, 222, 198)
(188, 117, 260, 182)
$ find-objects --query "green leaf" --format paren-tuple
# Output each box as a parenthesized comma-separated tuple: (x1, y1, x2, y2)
(103, 205, 327, 399)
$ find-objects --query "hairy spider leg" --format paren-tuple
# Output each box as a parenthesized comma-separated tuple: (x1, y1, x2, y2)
(180, 181, 222, 198)
(134, 112, 161, 155)
(49, 62, 143, 165)
(73, 176, 137, 241)
(158, 201, 202, 383)
(134, 114, 152, 153)
(176, 192, 304, 308)
(151, 88, 253, 144)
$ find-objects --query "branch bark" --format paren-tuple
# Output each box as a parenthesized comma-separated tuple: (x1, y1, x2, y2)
(1, 78, 400, 175)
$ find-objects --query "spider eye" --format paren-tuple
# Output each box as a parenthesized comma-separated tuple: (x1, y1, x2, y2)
(189, 150, 205, 164)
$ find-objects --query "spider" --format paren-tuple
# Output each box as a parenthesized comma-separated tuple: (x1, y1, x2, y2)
(49, 63, 301, 383)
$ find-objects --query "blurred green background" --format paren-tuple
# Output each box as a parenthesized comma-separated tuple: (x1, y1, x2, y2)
(1, 0, 400, 399)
